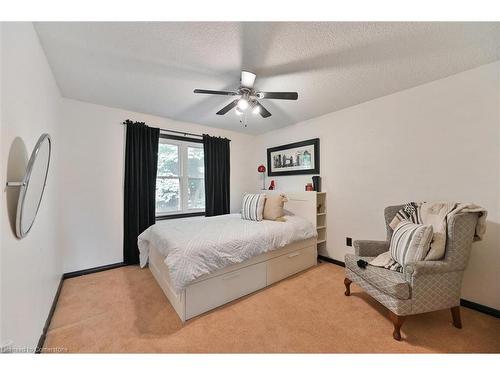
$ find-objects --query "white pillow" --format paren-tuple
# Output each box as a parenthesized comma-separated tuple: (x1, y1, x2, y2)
(241, 193, 266, 221)
(389, 220, 434, 270)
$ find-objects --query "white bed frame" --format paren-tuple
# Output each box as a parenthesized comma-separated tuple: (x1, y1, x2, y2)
(148, 191, 318, 322)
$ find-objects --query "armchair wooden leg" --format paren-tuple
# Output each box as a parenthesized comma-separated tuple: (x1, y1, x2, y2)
(388, 311, 406, 341)
(344, 278, 352, 296)
(451, 306, 462, 329)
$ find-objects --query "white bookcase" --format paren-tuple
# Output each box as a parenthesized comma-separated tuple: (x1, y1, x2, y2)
(316, 192, 327, 256)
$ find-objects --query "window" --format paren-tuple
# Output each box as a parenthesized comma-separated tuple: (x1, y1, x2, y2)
(156, 135, 205, 218)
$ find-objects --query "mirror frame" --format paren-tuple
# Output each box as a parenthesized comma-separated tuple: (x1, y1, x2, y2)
(7, 133, 51, 239)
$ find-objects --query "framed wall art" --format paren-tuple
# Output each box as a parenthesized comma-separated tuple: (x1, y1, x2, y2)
(267, 138, 320, 176)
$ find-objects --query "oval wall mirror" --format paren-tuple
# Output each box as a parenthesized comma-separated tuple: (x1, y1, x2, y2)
(6, 134, 51, 239)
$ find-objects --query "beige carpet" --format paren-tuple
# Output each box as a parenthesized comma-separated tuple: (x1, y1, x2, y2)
(43, 263, 500, 353)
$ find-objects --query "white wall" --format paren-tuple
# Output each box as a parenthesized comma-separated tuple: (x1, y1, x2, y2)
(255, 61, 500, 309)
(0, 23, 62, 350)
(58, 98, 257, 273)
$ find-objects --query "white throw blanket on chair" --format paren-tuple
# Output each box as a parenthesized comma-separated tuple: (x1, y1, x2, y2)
(369, 202, 487, 270)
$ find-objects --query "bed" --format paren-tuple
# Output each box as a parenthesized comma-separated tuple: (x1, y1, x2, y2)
(138, 192, 318, 322)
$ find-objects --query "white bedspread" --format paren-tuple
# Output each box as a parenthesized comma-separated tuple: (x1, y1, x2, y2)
(138, 214, 317, 292)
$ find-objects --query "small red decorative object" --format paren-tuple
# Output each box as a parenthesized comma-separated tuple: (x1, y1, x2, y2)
(305, 183, 314, 191)
(258, 164, 266, 189)
(269, 180, 275, 190)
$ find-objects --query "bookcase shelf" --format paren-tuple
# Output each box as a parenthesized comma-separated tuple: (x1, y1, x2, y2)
(316, 192, 327, 256)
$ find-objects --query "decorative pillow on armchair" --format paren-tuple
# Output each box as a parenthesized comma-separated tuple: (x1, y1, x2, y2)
(389, 220, 434, 271)
(241, 193, 266, 221)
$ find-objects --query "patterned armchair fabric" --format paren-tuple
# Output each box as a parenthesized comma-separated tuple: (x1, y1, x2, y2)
(346, 205, 479, 316)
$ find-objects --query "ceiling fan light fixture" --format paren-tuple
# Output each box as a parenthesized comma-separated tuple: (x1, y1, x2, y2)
(237, 98, 249, 110)
(252, 104, 260, 115)
(235, 107, 244, 115)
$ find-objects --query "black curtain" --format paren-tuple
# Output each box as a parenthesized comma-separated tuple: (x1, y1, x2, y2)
(123, 120, 159, 265)
(203, 134, 230, 216)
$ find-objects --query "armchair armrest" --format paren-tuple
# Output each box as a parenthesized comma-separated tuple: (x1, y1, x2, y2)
(404, 260, 459, 277)
(353, 240, 390, 257)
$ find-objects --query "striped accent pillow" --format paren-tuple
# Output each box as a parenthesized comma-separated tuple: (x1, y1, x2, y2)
(389, 220, 434, 272)
(389, 202, 422, 230)
(241, 193, 266, 221)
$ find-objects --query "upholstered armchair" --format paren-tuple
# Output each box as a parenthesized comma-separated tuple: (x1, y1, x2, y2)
(344, 205, 479, 340)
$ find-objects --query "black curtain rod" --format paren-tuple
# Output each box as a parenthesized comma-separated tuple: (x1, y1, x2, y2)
(122, 120, 203, 138)
(159, 128, 203, 138)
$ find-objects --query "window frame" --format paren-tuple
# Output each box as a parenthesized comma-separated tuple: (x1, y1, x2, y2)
(156, 133, 205, 220)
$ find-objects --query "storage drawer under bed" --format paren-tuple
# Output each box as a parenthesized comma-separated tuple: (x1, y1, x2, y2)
(266, 245, 316, 285)
(185, 261, 267, 320)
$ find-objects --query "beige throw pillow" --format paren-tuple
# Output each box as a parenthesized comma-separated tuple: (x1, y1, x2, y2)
(263, 194, 288, 221)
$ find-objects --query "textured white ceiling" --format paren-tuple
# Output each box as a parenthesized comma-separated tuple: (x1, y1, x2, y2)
(35, 22, 500, 134)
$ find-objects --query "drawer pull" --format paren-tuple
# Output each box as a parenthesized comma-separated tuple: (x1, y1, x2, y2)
(222, 273, 241, 281)
(287, 252, 301, 258)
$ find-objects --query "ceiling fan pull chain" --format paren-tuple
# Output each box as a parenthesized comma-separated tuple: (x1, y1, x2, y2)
(240, 111, 248, 128)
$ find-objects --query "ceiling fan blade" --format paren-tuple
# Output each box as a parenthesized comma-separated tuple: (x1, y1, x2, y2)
(216, 99, 239, 115)
(241, 71, 256, 88)
(194, 89, 238, 96)
(255, 101, 272, 118)
(256, 92, 298, 100)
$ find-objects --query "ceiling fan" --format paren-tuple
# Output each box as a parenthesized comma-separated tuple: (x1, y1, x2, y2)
(193, 71, 298, 118)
